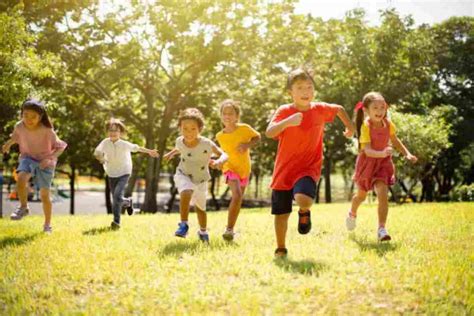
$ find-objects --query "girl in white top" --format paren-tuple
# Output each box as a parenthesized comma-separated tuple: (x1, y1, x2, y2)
(164, 108, 228, 243)
(94, 118, 159, 229)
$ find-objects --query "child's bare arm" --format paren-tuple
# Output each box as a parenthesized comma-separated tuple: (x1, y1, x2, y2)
(237, 135, 261, 153)
(210, 145, 228, 169)
(163, 148, 180, 161)
(390, 135, 417, 163)
(2, 138, 16, 154)
(363, 144, 392, 158)
(335, 105, 356, 138)
(265, 113, 303, 138)
(138, 147, 159, 158)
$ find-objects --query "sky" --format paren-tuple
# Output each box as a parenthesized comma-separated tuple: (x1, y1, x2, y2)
(295, 0, 474, 25)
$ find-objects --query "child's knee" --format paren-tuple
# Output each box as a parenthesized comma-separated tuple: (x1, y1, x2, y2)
(39, 189, 51, 200)
(294, 193, 313, 208)
(17, 173, 30, 184)
(232, 190, 243, 201)
(180, 190, 193, 198)
(374, 181, 388, 194)
(195, 207, 206, 214)
(356, 190, 367, 200)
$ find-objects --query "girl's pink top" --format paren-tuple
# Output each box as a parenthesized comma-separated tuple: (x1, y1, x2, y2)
(353, 119, 395, 191)
(11, 122, 67, 168)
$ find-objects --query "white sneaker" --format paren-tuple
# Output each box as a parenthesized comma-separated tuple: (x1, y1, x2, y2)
(346, 212, 357, 231)
(43, 225, 52, 234)
(377, 227, 391, 242)
(11, 206, 29, 220)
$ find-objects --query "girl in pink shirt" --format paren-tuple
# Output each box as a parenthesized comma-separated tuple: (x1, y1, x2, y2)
(2, 99, 67, 233)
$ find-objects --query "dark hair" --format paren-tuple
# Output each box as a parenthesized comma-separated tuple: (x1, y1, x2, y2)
(354, 92, 386, 141)
(21, 99, 53, 129)
(106, 118, 127, 133)
(286, 68, 316, 90)
(219, 99, 241, 117)
(178, 108, 205, 130)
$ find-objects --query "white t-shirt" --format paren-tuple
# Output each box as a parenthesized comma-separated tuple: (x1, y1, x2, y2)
(94, 138, 139, 177)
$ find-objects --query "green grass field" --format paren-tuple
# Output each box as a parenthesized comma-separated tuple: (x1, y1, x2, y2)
(0, 203, 472, 314)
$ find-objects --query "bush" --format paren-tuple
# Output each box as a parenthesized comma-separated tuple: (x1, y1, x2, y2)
(451, 184, 474, 201)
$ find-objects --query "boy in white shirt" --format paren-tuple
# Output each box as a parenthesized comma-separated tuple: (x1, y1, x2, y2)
(94, 119, 159, 229)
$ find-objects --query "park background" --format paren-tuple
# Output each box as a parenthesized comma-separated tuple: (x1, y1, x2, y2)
(0, 0, 472, 314)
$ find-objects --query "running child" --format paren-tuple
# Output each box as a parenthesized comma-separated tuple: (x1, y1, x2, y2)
(2, 99, 67, 233)
(266, 68, 356, 257)
(164, 108, 228, 243)
(346, 92, 417, 241)
(94, 118, 159, 230)
(216, 99, 261, 241)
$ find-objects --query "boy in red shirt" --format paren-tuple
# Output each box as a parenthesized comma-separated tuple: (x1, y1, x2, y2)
(266, 68, 355, 257)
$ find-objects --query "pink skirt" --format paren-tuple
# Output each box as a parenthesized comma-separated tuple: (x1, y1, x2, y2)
(353, 154, 395, 192)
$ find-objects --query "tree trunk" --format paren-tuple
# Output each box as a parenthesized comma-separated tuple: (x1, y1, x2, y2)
(420, 164, 435, 202)
(105, 175, 112, 214)
(125, 156, 142, 198)
(210, 169, 220, 210)
(141, 83, 159, 212)
(398, 179, 417, 203)
(348, 181, 354, 201)
(69, 164, 75, 215)
(166, 173, 178, 213)
(254, 171, 260, 199)
(324, 158, 331, 203)
(315, 178, 322, 203)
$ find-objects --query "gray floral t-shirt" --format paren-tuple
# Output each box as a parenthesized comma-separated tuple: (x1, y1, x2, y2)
(175, 136, 215, 184)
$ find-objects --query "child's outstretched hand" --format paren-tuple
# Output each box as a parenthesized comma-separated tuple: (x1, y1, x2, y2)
(406, 153, 418, 163)
(209, 159, 223, 170)
(343, 128, 354, 138)
(148, 149, 159, 158)
(286, 112, 303, 127)
(163, 151, 177, 162)
(39, 159, 54, 169)
(2, 143, 11, 154)
(383, 146, 393, 157)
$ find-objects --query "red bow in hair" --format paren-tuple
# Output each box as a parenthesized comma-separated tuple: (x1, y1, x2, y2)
(355, 101, 364, 111)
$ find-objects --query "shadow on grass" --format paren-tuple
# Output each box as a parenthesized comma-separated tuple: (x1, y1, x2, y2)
(274, 258, 328, 276)
(82, 226, 113, 236)
(0, 233, 40, 250)
(158, 238, 238, 257)
(350, 234, 398, 257)
(158, 240, 202, 257)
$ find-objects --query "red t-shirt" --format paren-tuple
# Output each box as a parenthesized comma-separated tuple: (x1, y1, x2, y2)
(270, 102, 339, 190)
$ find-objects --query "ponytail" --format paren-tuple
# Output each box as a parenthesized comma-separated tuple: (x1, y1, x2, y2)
(21, 99, 53, 129)
(354, 101, 364, 142)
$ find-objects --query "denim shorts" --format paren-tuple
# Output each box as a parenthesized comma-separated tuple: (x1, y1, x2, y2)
(17, 156, 55, 189)
(271, 176, 316, 215)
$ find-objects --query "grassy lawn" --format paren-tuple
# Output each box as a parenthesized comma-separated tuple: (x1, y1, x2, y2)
(0, 202, 472, 314)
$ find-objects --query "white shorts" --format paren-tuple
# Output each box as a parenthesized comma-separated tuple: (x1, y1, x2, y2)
(174, 174, 208, 211)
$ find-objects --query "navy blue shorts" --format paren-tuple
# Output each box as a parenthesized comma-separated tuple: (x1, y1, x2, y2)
(271, 176, 316, 215)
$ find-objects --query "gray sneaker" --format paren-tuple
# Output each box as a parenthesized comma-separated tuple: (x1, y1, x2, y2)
(222, 228, 235, 241)
(43, 225, 52, 234)
(11, 206, 29, 220)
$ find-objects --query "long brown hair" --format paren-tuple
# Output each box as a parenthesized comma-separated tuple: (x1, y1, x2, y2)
(21, 99, 53, 129)
(354, 92, 386, 140)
